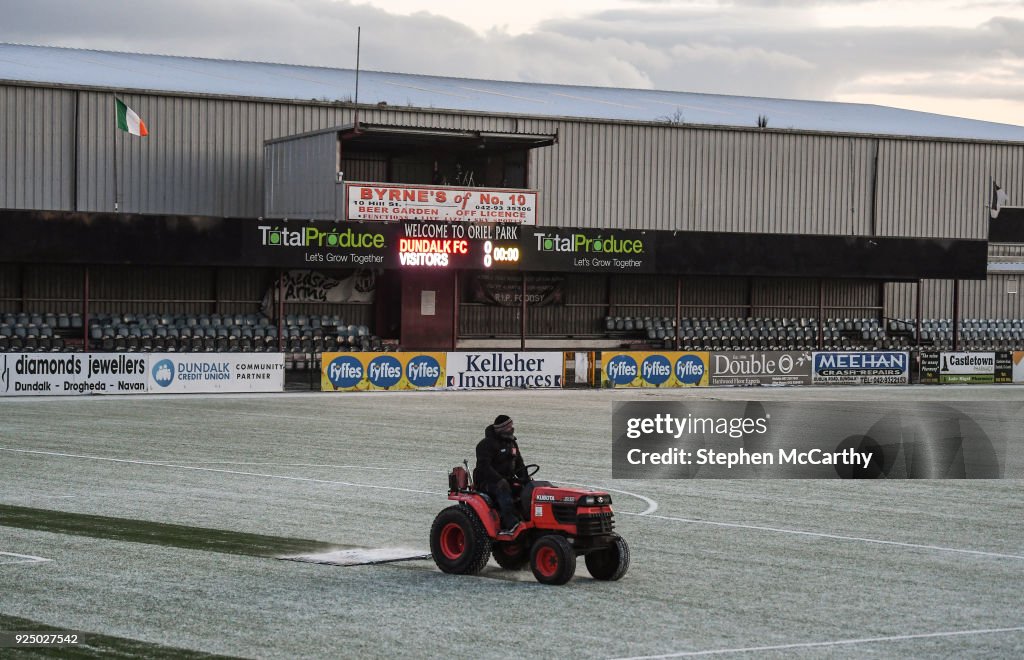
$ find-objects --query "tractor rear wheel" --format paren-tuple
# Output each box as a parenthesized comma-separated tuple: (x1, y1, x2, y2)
(530, 535, 576, 585)
(585, 534, 630, 581)
(430, 504, 491, 575)
(492, 540, 529, 570)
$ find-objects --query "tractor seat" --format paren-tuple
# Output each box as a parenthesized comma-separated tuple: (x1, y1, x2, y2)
(518, 481, 552, 521)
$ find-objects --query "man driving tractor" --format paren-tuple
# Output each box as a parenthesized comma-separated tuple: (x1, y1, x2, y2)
(473, 414, 528, 535)
(432, 414, 630, 584)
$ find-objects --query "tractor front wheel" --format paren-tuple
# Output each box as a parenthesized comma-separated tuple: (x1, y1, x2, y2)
(530, 535, 576, 585)
(430, 504, 491, 575)
(584, 534, 630, 581)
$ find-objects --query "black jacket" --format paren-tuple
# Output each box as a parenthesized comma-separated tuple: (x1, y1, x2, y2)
(473, 425, 527, 487)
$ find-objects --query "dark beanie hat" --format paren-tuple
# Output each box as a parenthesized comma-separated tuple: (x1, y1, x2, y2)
(493, 415, 514, 433)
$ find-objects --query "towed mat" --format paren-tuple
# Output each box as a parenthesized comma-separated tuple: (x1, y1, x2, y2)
(279, 547, 431, 566)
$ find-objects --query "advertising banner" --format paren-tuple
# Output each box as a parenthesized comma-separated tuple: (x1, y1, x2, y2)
(445, 352, 563, 389)
(346, 182, 537, 225)
(708, 351, 814, 386)
(321, 352, 446, 391)
(249, 220, 522, 271)
(148, 354, 285, 393)
(601, 352, 709, 388)
(811, 351, 909, 385)
(1015, 352, 1024, 383)
(0, 353, 148, 396)
(521, 227, 655, 274)
(920, 352, 1012, 384)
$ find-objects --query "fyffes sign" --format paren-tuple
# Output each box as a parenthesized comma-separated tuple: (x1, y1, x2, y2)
(323, 352, 445, 391)
(535, 232, 644, 254)
(603, 351, 708, 387)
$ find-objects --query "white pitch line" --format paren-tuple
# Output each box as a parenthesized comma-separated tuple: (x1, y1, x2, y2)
(0, 448, 437, 496)
(609, 625, 1024, 659)
(0, 552, 51, 565)
(623, 512, 1024, 561)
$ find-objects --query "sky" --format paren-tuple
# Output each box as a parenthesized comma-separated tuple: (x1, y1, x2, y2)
(1, 0, 1023, 126)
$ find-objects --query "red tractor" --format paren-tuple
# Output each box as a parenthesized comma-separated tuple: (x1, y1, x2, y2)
(429, 464, 630, 585)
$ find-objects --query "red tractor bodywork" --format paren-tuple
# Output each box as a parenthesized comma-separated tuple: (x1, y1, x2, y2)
(448, 486, 615, 544)
(431, 465, 629, 585)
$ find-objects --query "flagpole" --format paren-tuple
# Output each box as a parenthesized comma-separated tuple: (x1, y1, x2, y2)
(354, 26, 361, 132)
(112, 94, 119, 213)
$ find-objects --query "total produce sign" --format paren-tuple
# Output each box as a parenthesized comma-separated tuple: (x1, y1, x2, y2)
(522, 227, 654, 273)
(601, 352, 709, 388)
(253, 220, 521, 270)
(346, 182, 537, 225)
(321, 352, 446, 391)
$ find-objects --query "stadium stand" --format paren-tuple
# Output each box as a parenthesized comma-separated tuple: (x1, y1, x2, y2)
(1, 310, 1020, 355)
(0, 312, 385, 355)
(601, 314, 1024, 352)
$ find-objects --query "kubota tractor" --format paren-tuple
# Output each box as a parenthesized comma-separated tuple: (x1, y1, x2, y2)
(429, 464, 629, 585)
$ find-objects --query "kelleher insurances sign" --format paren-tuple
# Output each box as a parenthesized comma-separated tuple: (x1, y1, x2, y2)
(445, 352, 563, 389)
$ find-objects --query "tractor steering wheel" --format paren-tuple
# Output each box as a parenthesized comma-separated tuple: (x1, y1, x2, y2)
(522, 464, 540, 479)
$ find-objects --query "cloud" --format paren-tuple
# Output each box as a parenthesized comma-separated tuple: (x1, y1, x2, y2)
(1, 0, 1023, 123)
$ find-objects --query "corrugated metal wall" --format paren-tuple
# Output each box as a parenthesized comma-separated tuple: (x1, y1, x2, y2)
(885, 278, 1024, 320)
(0, 264, 380, 324)
(71, 92, 354, 215)
(532, 124, 877, 233)
(264, 132, 339, 219)
(460, 273, 887, 337)
(874, 140, 1024, 240)
(88, 265, 217, 314)
(5, 82, 1023, 239)
(0, 264, 21, 307)
(20, 265, 83, 314)
(0, 86, 75, 210)
(343, 152, 388, 182)
(460, 273, 606, 337)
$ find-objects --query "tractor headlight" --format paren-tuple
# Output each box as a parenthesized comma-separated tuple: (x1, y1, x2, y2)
(580, 494, 611, 506)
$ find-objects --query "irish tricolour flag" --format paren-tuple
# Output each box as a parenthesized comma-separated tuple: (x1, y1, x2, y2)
(115, 98, 148, 136)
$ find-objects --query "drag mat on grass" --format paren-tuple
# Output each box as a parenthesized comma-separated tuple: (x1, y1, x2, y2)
(0, 613, 241, 659)
(0, 504, 346, 558)
(279, 547, 431, 566)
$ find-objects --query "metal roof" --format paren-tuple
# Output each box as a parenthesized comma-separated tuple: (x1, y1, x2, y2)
(3, 42, 1024, 143)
